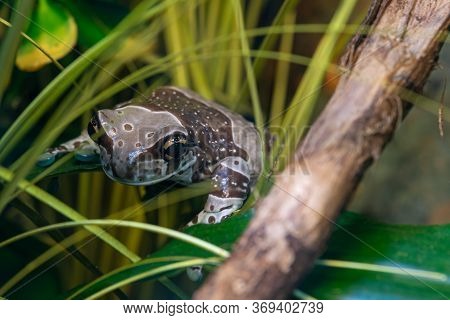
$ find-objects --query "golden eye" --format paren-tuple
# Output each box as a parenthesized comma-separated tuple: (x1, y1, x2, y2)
(163, 135, 187, 150)
(163, 134, 188, 161)
(163, 139, 174, 150)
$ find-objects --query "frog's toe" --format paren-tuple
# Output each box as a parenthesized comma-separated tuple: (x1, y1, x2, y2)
(186, 266, 203, 282)
(75, 148, 99, 162)
(36, 152, 56, 167)
(187, 209, 233, 226)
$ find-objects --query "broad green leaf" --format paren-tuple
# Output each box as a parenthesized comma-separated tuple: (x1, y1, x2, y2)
(16, 0, 77, 71)
(302, 214, 450, 299)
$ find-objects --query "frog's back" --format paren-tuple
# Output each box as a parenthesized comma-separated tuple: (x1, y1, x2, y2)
(142, 86, 262, 179)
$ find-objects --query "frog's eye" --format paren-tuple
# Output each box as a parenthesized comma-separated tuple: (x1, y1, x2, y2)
(163, 133, 187, 161)
(88, 113, 102, 142)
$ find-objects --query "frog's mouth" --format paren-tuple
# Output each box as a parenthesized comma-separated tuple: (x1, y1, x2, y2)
(103, 153, 197, 186)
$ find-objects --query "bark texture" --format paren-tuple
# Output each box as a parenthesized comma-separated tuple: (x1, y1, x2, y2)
(194, 0, 450, 299)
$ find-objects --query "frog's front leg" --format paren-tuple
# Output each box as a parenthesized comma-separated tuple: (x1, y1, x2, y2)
(37, 130, 99, 167)
(188, 156, 251, 226)
(185, 156, 250, 281)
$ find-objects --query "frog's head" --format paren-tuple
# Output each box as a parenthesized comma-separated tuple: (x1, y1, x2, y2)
(87, 105, 195, 185)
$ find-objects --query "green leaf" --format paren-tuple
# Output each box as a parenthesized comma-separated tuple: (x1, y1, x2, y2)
(16, 0, 77, 71)
(301, 213, 450, 299)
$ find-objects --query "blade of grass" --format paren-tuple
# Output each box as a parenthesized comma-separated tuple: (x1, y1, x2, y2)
(182, 0, 213, 98)
(164, 3, 190, 87)
(232, 0, 268, 201)
(244, 0, 264, 32)
(231, 0, 264, 133)
(226, 23, 243, 102)
(0, 0, 34, 102)
(211, 2, 234, 91)
(275, 0, 358, 170)
(316, 259, 448, 282)
(269, 11, 297, 128)
(0, 220, 230, 258)
(252, 0, 301, 78)
(121, 189, 146, 260)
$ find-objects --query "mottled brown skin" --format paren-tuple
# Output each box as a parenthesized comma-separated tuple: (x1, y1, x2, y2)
(142, 87, 251, 177)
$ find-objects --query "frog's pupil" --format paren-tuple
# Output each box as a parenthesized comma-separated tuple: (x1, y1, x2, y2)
(166, 142, 185, 159)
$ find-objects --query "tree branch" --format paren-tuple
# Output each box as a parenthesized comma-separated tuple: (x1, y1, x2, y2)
(194, 0, 450, 299)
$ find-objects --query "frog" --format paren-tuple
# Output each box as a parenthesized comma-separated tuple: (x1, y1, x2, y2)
(38, 86, 263, 226)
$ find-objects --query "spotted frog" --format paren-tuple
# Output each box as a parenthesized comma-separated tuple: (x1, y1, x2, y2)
(40, 86, 263, 225)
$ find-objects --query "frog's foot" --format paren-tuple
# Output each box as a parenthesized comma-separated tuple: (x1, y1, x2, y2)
(187, 197, 243, 227)
(186, 266, 203, 282)
(36, 131, 99, 167)
(37, 151, 58, 167)
(74, 145, 99, 163)
(186, 157, 249, 280)
(185, 198, 242, 281)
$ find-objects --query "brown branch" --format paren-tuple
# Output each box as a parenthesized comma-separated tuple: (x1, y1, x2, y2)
(194, 0, 450, 299)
